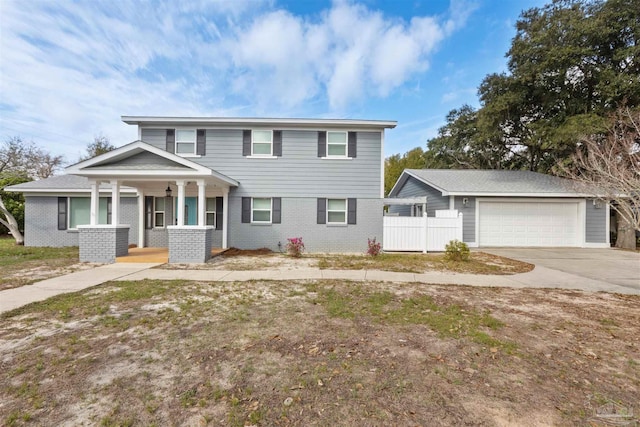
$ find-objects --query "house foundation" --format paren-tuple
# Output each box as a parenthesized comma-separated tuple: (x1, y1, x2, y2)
(78, 225, 130, 263)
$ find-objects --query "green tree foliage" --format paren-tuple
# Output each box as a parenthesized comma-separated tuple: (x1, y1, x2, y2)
(384, 147, 426, 195)
(0, 175, 30, 234)
(0, 137, 64, 243)
(423, 0, 639, 173)
(79, 134, 115, 162)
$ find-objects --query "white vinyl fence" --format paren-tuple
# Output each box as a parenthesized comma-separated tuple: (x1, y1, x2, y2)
(383, 210, 463, 252)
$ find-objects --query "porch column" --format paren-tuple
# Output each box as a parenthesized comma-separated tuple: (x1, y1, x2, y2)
(197, 179, 206, 226)
(111, 180, 120, 225)
(222, 187, 229, 249)
(89, 180, 100, 225)
(176, 180, 186, 226)
(137, 190, 145, 248)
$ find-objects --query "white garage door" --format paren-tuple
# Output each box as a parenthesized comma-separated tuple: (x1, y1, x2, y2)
(479, 201, 580, 247)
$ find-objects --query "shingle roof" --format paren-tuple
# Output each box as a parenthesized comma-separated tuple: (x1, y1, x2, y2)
(403, 169, 581, 195)
(4, 175, 135, 192)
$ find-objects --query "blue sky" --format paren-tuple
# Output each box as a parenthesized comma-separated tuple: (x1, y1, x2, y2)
(0, 0, 546, 164)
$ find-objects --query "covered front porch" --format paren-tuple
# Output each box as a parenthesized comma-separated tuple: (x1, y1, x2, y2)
(116, 247, 228, 263)
(66, 141, 238, 263)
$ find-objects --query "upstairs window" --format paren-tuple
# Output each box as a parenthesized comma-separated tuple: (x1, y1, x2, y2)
(327, 131, 347, 157)
(176, 129, 196, 154)
(252, 130, 273, 156)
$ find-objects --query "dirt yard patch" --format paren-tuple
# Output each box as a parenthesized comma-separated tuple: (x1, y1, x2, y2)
(162, 249, 533, 275)
(0, 238, 93, 291)
(1, 279, 637, 426)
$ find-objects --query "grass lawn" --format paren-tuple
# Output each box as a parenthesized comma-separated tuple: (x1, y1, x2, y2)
(0, 236, 81, 291)
(315, 252, 533, 274)
(172, 249, 534, 275)
(1, 279, 638, 426)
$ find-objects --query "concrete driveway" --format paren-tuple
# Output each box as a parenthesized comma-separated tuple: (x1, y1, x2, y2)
(482, 248, 640, 295)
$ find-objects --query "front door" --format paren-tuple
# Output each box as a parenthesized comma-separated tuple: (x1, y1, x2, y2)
(176, 197, 198, 225)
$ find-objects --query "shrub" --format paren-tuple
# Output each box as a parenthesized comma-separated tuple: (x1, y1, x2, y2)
(367, 237, 382, 257)
(444, 239, 470, 261)
(286, 237, 305, 257)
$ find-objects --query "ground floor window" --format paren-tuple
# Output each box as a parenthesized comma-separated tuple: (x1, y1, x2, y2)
(252, 198, 272, 223)
(66, 197, 111, 229)
(154, 197, 165, 227)
(206, 197, 216, 227)
(327, 198, 347, 224)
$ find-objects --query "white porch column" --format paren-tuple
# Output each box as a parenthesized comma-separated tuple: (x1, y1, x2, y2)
(222, 187, 229, 249)
(137, 190, 145, 248)
(197, 179, 206, 226)
(176, 180, 186, 226)
(111, 180, 121, 225)
(89, 180, 100, 225)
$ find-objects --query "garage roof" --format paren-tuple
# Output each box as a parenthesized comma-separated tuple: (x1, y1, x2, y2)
(394, 169, 589, 197)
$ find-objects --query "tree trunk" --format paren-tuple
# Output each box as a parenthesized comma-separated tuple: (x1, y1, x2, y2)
(615, 216, 636, 250)
(0, 197, 24, 245)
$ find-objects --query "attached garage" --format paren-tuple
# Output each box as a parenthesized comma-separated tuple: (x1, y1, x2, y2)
(388, 169, 610, 249)
(478, 200, 580, 247)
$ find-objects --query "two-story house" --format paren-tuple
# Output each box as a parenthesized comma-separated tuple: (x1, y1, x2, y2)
(7, 117, 397, 263)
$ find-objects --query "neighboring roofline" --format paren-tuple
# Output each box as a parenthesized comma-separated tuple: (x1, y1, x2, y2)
(66, 140, 239, 187)
(448, 192, 595, 197)
(4, 186, 138, 194)
(390, 169, 599, 198)
(121, 116, 397, 129)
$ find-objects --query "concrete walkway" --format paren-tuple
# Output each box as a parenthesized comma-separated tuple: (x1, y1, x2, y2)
(3, 260, 638, 315)
(0, 263, 160, 314)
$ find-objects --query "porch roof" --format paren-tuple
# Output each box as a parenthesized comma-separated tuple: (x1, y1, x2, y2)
(65, 140, 238, 187)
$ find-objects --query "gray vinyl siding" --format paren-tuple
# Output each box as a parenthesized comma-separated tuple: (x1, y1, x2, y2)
(454, 196, 476, 243)
(24, 196, 138, 247)
(141, 129, 382, 198)
(388, 175, 448, 216)
(228, 197, 382, 252)
(585, 198, 607, 243)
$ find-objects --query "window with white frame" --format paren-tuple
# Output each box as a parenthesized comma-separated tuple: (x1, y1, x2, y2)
(252, 130, 273, 156)
(206, 197, 216, 227)
(327, 131, 347, 157)
(327, 198, 347, 224)
(68, 197, 110, 229)
(252, 197, 272, 223)
(175, 129, 196, 154)
(154, 197, 165, 227)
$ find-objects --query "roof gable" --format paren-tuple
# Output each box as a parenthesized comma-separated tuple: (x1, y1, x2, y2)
(65, 140, 238, 186)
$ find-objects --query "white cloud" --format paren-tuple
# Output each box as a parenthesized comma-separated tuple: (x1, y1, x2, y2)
(0, 0, 472, 161)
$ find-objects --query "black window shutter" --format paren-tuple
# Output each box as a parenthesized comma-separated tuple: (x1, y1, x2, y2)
(348, 198, 357, 224)
(272, 197, 281, 224)
(145, 196, 153, 229)
(242, 130, 251, 156)
(166, 129, 175, 154)
(215, 197, 223, 230)
(317, 131, 326, 157)
(273, 130, 282, 156)
(348, 132, 357, 158)
(317, 198, 326, 224)
(57, 197, 67, 230)
(196, 129, 206, 155)
(106, 198, 112, 225)
(241, 197, 251, 223)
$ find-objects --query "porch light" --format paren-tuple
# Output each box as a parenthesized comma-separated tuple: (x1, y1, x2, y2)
(165, 185, 172, 198)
